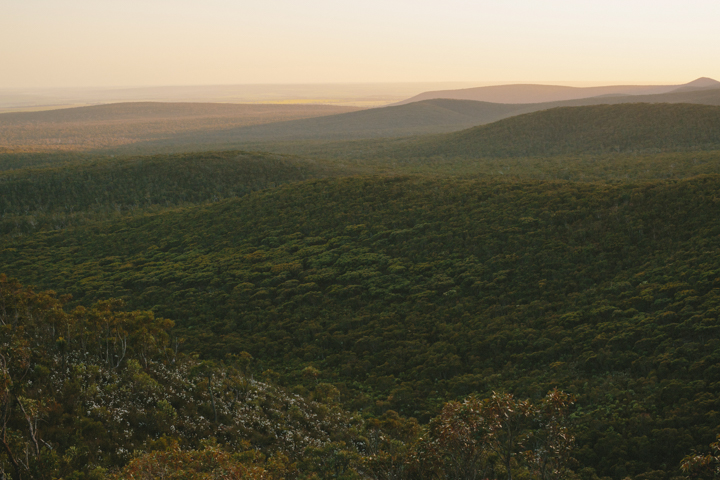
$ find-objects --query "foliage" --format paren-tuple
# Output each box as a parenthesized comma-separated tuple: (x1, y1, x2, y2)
(681, 435, 720, 479)
(0, 275, 365, 479)
(0, 275, 582, 479)
(0, 150, 340, 236)
(415, 390, 575, 480)
(110, 440, 271, 480)
(393, 103, 720, 159)
(5, 102, 720, 479)
(3, 174, 720, 478)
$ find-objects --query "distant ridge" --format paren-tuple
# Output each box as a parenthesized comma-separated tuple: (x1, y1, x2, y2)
(680, 77, 720, 88)
(394, 78, 719, 105)
(670, 77, 720, 93)
(7, 86, 720, 156)
(0, 101, 359, 123)
(388, 103, 720, 159)
(0, 102, 360, 152)
(113, 87, 720, 154)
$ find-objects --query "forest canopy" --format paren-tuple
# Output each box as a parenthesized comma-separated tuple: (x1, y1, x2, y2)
(3, 101, 720, 479)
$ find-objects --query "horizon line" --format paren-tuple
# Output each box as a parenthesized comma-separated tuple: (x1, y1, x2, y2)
(1, 78, 714, 91)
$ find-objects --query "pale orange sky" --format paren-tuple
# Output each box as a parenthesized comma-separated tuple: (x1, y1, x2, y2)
(2, 0, 719, 88)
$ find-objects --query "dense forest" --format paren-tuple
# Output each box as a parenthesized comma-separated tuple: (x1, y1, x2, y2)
(387, 103, 720, 160)
(0, 150, 342, 235)
(1, 274, 581, 479)
(2, 101, 720, 479)
(4, 173, 720, 478)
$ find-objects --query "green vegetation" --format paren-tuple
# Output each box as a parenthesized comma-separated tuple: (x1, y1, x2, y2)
(3, 173, 720, 478)
(4, 101, 720, 479)
(0, 275, 362, 479)
(1, 275, 576, 479)
(107, 92, 720, 156)
(389, 103, 720, 160)
(0, 150, 342, 236)
(0, 151, 100, 171)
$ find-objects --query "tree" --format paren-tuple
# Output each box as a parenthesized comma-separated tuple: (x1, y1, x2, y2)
(524, 388, 577, 480)
(418, 390, 576, 480)
(111, 440, 269, 480)
(681, 434, 720, 479)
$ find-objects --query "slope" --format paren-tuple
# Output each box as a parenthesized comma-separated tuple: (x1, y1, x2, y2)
(3, 174, 720, 478)
(0, 150, 342, 236)
(394, 77, 719, 105)
(0, 275, 366, 479)
(107, 99, 533, 154)
(107, 88, 720, 157)
(0, 101, 360, 152)
(387, 103, 720, 160)
(669, 76, 720, 92)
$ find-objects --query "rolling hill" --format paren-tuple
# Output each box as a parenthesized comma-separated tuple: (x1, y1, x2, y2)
(4, 87, 720, 159)
(0, 150, 342, 236)
(384, 103, 720, 160)
(108, 99, 533, 153)
(0, 101, 360, 152)
(6, 79, 720, 480)
(107, 88, 720, 156)
(394, 77, 720, 105)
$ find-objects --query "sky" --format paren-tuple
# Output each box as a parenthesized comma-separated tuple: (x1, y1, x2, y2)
(2, 0, 719, 88)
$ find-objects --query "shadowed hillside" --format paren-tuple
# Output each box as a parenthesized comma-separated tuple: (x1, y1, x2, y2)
(5, 89, 720, 159)
(108, 88, 720, 156)
(0, 102, 360, 152)
(0, 150, 342, 235)
(108, 99, 531, 153)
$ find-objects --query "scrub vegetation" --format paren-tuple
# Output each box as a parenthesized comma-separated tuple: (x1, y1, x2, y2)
(2, 101, 720, 479)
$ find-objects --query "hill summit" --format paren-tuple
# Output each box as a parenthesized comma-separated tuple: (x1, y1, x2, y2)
(682, 77, 720, 88)
(395, 78, 719, 105)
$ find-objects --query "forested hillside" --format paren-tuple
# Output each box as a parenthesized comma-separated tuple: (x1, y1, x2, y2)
(0, 150, 341, 235)
(0, 275, 364, 479)
(4, 99, 720, 480)
(3, 174, 720, 478)
(1, 274, 580, 479)
(389, 103, 720, 160)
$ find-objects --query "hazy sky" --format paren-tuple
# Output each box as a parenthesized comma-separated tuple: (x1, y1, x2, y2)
(2, 0, 719, 88)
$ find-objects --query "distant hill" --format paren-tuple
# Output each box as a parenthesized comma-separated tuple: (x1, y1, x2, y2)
(0, 102, 360, 152)
(387, 103, 720, 159)
(394, 78, 719, 105)
(668, 77, 720, 93)
(111, 99, 532, 153)
(7, 87, 720, 158)
(112, 88, 720, 155)
(680, 77, 720, 88)
(534, 86, 720, 108)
